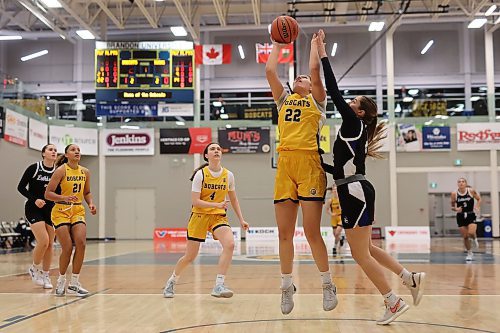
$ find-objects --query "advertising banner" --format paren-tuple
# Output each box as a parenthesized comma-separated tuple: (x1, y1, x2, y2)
(102, 128, 155, 156)
(457, 123, 500, 151)
(396, 123, 422, 151)
(422, 126, 450, 150)
(28, 118, 48, 151)
(49, 125, 98, 156)
(159, 128, 212, 154)
(4, 109, 28, 146)
(96, 103, 158, 117)
(218, 127, 270, 153)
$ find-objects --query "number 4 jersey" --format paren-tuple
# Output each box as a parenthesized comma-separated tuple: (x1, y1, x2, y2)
(276, 91, 326, 152)
(191, 166, 235, 215)
(58, 164, 86, 203)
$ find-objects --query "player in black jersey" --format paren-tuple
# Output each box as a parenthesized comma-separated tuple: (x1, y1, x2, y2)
(451, 178, 481, 261)
(316, 30, 425, 325)
(17, 144, 57, 289)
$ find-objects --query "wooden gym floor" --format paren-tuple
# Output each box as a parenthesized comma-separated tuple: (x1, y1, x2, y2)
(0, 238, 499, 332)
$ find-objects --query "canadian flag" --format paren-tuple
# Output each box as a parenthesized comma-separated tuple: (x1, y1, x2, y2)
(195, 44, 232, 65)
(256, 43, 294, 64)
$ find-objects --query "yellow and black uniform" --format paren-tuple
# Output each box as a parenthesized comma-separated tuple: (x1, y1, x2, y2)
(51, 164, 87, 228)
(188, 167, 231, 242)
(330, 196, 342, 227)
(274, 91, 327, 203)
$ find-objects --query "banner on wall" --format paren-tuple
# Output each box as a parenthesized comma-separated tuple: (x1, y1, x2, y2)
(422, 126, 450, 150)
(396, 123, 421, 152)
(218, 127, 270, 153)
(4, 109, 28, 146)
(28, 118, 48, 151)
(457, 123, 500, 151)
(102, 128, 155, 156)
(0, 106, 4, 139)
(159, 128, 212, 154)
(49, 125, 98, 156)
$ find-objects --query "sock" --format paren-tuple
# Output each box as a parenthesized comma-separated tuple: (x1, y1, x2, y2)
(399, 268, 412, 285)
(58, 273, 66, 281)
(169, 273, 179, 284)
(215, 274, 225, 286)
(281, 273, 293, 289)
(320, 271, 332, 285)
(71, 274, 79, 285)
(383, 290, 399, 307)
(33, 263, 42, 271)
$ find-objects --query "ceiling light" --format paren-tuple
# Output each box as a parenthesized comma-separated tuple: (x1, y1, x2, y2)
(421, 40, 434, 55)
(175, 121, 185, 126)
(403, 97, 414, 102)
(212, 101, 222, 107)
(408, 89, 419, 96)
(0, 35, 22, 40)
(238, 45, 245, 59)
(468, 18, 487, 29)
(76, 30, 95, 40)
(225, 124, 232, 128)
(120, 125, 140, 129)
(368, 22, 384, 32)
(485, 5, 497, 16)
(40, 0, 62, 8)
(124, 118, 131, 122)
(21, 49, 48, 61)
(331, 43, 338, 57)
(170, 26, 187, 37)
(220, 114, 229, 119)
(470, 96, 480, 101)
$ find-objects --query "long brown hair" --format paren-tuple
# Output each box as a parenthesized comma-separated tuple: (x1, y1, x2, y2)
(55, 144, 75, 168)
(189, 142, 220, 181)
(359, 96, 387, 159)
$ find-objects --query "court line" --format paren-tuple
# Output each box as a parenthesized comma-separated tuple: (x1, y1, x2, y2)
(2, 293, 496, 297)
(159, 318, 495, 333)
(0, 288, 110, 330)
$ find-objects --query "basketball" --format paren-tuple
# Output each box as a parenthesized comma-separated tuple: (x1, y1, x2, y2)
(270, 16, 299, 44)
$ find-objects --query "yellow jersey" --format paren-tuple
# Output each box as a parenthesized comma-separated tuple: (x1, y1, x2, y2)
(277, 92, 326, 152)
(331, 196, 341, 216)
(192, 167, 229, 215)
(59, 164, 86, 203)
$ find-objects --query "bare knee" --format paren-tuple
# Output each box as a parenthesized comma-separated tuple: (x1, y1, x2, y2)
(223, 240, 235, 252)
(36, 237, 50, 250)
(278, 230, 294, 242)
(60, 244, 73, 256)
(304, 228, 323, 244)
(183, 253, 198, 263)
(74, 238, 86, 250)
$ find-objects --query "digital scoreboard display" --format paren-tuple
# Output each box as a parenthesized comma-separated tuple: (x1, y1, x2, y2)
(95, 49, 194, 103)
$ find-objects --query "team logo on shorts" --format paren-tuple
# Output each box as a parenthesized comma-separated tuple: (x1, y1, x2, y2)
(343, 216, 349, 224)
(310, 188, 317, 195)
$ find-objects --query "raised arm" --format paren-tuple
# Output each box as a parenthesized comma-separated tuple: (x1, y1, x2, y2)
(310, 33, 326, 104)
(265, 42, 285, 101)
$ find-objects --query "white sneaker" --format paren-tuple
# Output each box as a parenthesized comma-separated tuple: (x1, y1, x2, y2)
(55, 276, 66, 297)
(42, 273, 53, 289)
(28, 265, 44, 286)
(280, 284, 296, 315)
(322, 282, 338, 311)
(67, 282, 89, 297)
(211, 284, 234, 298)
(163, 279, 175, 298)
(403, 272, 426, 306)
(376, 298, 409, 325)
(466, 251, 473, 261)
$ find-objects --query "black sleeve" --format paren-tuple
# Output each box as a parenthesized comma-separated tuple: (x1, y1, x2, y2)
(321, 57, 362, 138)
(17, 164, 36, 202)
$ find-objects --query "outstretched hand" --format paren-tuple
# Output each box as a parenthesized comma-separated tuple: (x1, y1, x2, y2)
(315, 29, 327, 57)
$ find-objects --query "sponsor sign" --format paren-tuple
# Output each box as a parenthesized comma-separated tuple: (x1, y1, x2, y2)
(28, 118, 48, 151)
(457, 123, 500, 151)
(245, 227, 278, 241)
(49, 125, 98, 156)
(385, 227, 430, 253)
(218, 127, 270, 154)
(4, 109, 28, 146)
(206, 227, 241, 242)
(153, 228, 187, 241)
(159, 128, 212, 154)
(396, 124, 421, 151)
(293, 227, 333, 241)
(157, 103, 194, 117)
(422, 126, 450, 150)
(96, 103, 158, 117)
(102, 128, 155, 156)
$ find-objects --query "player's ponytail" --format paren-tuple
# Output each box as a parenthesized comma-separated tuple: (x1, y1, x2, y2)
(360, 96, 387, 160)
(189, 142, 220, 181)
(55, 144, 72, 168)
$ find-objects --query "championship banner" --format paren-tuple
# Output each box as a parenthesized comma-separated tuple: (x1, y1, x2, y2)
(4, 109, 28, 146)
(0, 106, 4, 139)
(159, 127, 212, 154)
(276, 125, 330, 153)
(457, 123, 500, 151)
(28, 118, 48, 151)
(102, 128, 155, 156)
(218, 127, 270, 154)
(422, 126, 450, 150)
(396, 124, 422, 152)
(49, 125, 98, 156)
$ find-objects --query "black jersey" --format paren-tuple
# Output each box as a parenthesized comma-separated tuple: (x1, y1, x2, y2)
(321, 57, 367, 180)
(456, 188, 475, 213)
(17, 161, 55, 203)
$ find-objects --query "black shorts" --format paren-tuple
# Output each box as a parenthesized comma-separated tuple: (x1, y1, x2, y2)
(337, 179, 375, 229)
(457, 212, 476, 228)
(25, 201, 54, 226)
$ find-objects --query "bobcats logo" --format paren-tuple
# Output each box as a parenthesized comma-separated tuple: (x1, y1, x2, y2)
(310, 188, 317, 195)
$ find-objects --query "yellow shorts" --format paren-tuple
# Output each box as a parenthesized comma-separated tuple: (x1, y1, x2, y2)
(52, 203, 86, 229)
(274, 151, 327, 203)
(331, 216, 342, 227)
(187, 213, 230, 242)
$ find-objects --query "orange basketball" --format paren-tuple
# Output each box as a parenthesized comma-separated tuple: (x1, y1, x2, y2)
(270, 16, 299, 44)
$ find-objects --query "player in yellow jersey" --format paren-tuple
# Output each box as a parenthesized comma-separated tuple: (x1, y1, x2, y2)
(163, 142, 249, 299)
(45, 144, 96, 297)
(266, 33, 338, 315)
(325, 187, 344, 255)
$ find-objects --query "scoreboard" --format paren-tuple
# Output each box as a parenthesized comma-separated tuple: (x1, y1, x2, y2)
(95, 48, 194, 104)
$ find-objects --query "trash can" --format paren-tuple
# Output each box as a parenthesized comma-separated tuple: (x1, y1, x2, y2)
(483, 219, 493, 238)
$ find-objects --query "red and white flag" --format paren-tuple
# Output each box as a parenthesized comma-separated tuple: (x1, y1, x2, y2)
(255, 43, 294, 64)
(195, 44, 232, 65)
